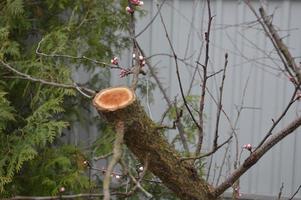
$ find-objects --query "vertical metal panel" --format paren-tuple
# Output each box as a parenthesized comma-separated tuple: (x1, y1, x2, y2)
(113, 0, 301, 198)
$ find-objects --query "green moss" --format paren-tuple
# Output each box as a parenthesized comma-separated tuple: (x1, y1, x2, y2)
(99, 100, 216, 200)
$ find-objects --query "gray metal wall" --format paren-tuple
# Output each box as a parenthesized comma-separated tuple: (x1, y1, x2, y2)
(111, 0, 301, 198)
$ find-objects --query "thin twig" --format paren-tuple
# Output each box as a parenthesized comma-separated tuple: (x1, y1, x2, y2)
(0, 60, 95, 98)
(215, 143, 230, 186)
(135, 0, 167, 38)
(136, 17, 190, 154)
(103, 121, 125, 200)
(256, 86, 299, 150)
(207, 69, 224, 79)
(120, 158, 153, 198)
(158, 2, 201, 132)
(258, 6, 300, 81)
(244, 1, 295, 82)
(125, 157, 152, 198)
(130, 11, 141, 91)
(93, 152, 113, 161)
(214, 115, 301, 197)
(213, 53, 229, 149)
(180, 135, 232, 161)
(36, 38, 122, 70)
(278, 182, 284, 200)
(289, 185, 301, 200)
(195, 0, 214, 155)
(207, 73, 250, 184)
(136, 43, 172, 106)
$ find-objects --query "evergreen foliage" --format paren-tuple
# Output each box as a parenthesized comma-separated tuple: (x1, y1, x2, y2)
(0, 0, 130, 197)
(0, 0, 177, 198)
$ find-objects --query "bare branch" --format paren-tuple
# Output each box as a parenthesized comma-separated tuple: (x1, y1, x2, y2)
(93, 152, 113, 161)
(214, 115, 301, 197)
(258, 6, 300, 81)
(289, 185, 301, 200)
(135, 40, 190, 153)
(278, 182, 284, 200)
(120, 156, 153, 198)
(103, 121, 125, 200)
(213, 53, 229, 149)
(256, 86, 299, 150)
(135, 0, 167, 38)
(195, 0, 214, 155)
(244, 1, 296, 81)
(180, 135, 232, 162)
(36, 38, 122, 70)
(157, 2, 201, 132)
(0, 60, 96, 98)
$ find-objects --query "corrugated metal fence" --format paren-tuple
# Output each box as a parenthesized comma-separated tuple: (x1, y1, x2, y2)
(110, 0, 301, 198)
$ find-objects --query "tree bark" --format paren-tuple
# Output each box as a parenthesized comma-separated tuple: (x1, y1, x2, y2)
(93, 87, 215, 200)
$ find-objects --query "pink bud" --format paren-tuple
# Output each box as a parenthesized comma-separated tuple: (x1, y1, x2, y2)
(243, 144, 252, 151)
(119, 68, 130, 78)
(139, 55, 144, 61)
(59, 187, 65, 193)
(130, 0, 140, 5)
(126, 6, 134, 13)
(111, 57, 118, 65)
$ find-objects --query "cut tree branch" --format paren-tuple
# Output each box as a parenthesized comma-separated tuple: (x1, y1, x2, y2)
(93, 87, 215, 200)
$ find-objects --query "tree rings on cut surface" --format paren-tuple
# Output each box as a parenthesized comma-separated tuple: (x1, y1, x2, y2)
(93, 87, 136, 111)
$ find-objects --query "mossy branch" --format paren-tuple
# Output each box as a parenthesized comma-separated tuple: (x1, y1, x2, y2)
(93, 87, 215, 200)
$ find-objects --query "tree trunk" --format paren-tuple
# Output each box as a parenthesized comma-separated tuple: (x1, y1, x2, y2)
(93, 87, 215, 200)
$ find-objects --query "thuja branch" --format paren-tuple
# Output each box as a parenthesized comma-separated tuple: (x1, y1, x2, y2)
(0, 60, 96, 98)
